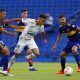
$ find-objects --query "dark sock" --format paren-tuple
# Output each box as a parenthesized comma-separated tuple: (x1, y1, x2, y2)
(2, 54, 8, 71)
(74, 52, 80, 67)
(26, 58, 33, 67)
(0, 55, 3, 67)
(61, 58, 66, 71)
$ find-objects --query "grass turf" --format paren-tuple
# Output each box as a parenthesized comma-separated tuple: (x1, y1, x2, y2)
(0, 62, 80, 80)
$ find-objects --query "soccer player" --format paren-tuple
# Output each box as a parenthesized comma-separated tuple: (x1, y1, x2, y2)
(7, 14, 47, 73)
(52, 14, 80, 74)
(14, 9, 37, 71)
(0, 9, 16, 75)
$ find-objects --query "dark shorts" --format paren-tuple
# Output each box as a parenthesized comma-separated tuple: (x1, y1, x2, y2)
(63, 39, 80, 53)
(24, 46, 29, 50)
(0, 41, 5, 50)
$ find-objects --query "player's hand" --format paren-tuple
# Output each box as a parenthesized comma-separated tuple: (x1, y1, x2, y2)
(44, 39, 47, 44)
(52, 45, 56, 51)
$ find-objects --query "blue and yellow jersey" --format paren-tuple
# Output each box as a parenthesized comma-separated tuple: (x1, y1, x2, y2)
(59, 23, 80, 41)
(17, 21, 25, 36)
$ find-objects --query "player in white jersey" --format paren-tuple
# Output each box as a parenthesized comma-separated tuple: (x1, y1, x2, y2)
(7, 14, 47, 73)
(13, 9, 37, 71)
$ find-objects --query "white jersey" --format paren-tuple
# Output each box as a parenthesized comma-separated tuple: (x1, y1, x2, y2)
(20, 18, 44, 39)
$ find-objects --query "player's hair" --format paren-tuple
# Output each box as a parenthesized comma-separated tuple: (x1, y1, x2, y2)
(0, 9, 5, 12)
(39, 14, 47, 19)
(21, 9, 27, 13)
(59, 14, 65, 18)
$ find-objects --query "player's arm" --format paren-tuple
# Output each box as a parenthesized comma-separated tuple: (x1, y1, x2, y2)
(14, 26, 26, 32)
(41, 32, 47, 43)
(52, 33, 62, 51)
(3, 18, 22, 23)
(5, 23, 20, 29)
(0, 27, 16, 36)
(19, 26, 25, 29)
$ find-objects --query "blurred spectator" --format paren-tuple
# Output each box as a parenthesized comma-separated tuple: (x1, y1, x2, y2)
(44, 14, 53, 27)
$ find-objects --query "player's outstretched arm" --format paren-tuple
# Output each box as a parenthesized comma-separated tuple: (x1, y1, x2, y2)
(41, 32, 47, 44)
(0, 27, 16, 36)
(52, 33, 62, 51)
(8, 25, 22, 30)
(3, 18, 22, 24)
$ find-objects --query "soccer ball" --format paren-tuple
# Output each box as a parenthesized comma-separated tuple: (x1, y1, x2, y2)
(64, 67, 73, 76)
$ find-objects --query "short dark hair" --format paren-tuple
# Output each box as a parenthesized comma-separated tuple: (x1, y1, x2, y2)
(21, 9, 27, 13)
(39, 14, 47, 19)
(59, 14, 65, 18)
(0, 9, 5, 12)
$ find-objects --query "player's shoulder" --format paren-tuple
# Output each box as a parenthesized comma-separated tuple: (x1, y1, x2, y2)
(26, 18, 35, 24)
(41, 25, 44, 28)
(59, 25, 62, 28)
(67, 23, 75, 27)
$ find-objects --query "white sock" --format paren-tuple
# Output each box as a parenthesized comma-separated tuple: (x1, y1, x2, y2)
(8, 55, 16, 68)
(0, 67, 3, 70)
(26, 53, 36, 59)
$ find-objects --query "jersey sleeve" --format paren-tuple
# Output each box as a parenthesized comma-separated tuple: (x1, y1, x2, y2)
(59, 25, 62, 33)
(71, 25, 78, 30)
(40, 25, 44, 32)
(22, 18, 34, 25)
(22, 18, 28, 24)
(5, 23, 11, 27)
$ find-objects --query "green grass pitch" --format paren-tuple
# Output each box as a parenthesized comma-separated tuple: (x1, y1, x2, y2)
(0, 62, 80, 80)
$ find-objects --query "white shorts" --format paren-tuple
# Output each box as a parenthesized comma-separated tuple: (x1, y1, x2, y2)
(14, 37, 38, 54)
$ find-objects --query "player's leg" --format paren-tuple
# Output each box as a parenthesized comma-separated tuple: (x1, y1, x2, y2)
(0, 51, 4, 70)
(25, 48, 34, 70)
(0, 49, 5, 71)
(26, 48, 39, 71)
(56, 43, 71, 74)
(71, 45, 80, 72)
(8, 39, 26, 73)
(26, 39, 39, 71)
(1, 46, 10, 71)
(0, 41, 10, 74)
(56, 51, 67, 74)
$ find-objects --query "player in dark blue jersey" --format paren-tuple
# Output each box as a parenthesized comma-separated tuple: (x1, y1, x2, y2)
(52, 14, 80, 74)
(0, 9, 16, 75)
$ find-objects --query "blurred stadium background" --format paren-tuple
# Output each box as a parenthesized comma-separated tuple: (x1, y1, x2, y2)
(0, 0, 80, 62)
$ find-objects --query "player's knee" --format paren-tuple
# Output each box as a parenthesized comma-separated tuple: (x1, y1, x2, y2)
(15, 53, 20, 58)
(4, 49, 10, 56)
(72, 46, 78, 53)
(35, 50, 40, 56)
(6, 51, 10, 56)
(14, 48, 21, 55)
(60, 54, 65, 58)
(60, 52, 66, 58)
(33, 51, 40, 57)
(26, 49, 31, 55)
(32, 48, 40, 56)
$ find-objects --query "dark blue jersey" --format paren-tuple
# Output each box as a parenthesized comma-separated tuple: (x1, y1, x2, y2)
(0, 20, 10, 40)
(17, 21, 25, 36)
(16, 21, 25, 42)
(59, 24, 80, 41)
